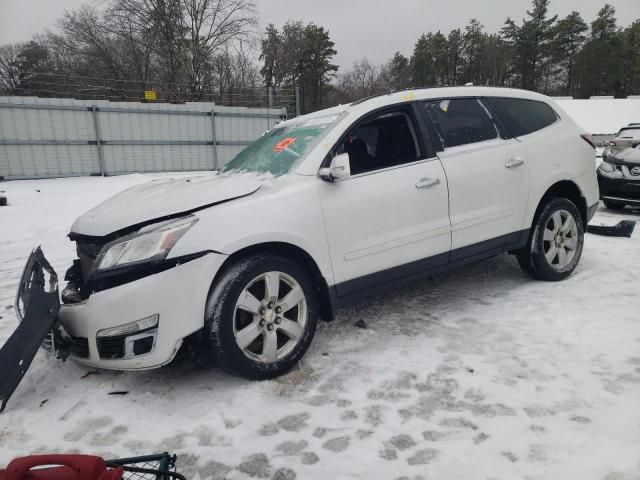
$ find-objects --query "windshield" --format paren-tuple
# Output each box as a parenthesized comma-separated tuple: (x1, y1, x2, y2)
(617, 128, 640, 140)
(223, 114, 340, 175)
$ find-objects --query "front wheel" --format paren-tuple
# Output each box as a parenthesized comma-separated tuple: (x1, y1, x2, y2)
(516, 196, 584, 281)
(202, 253, 318, 379)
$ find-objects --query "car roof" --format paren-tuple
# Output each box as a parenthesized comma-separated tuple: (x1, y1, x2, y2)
(617, 126, 640, 133)
(284, 86, 554, 128)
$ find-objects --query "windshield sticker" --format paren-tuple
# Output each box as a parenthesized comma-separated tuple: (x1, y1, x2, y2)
(439, 100, 450, 112)
(273, 137, 297, 153)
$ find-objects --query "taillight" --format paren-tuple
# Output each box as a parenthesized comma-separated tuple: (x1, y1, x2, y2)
(581, 133, 596, 149)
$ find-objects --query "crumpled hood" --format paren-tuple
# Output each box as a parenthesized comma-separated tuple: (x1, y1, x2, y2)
(71, 173, 263, 237)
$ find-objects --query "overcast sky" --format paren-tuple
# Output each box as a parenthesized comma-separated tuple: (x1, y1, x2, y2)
(0, 0, 638, 68)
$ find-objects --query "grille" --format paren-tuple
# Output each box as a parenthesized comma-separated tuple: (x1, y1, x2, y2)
(41, 330, 55, 353)
(76, 239, 107, 280)
(97, 336, 125, 359)
(69, 337, 89, 358)
(76, 240, 105, 257)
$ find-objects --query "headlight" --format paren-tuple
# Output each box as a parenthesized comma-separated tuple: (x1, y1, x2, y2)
(97, 315, 159, 338)
(598, 161, 615, 173)
(93, 216, 198, 272)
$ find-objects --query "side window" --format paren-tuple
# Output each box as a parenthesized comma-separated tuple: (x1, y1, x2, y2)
(337, 110, 421, 175)
(487, 97, 558, 137)
(423, 98, 498, 148)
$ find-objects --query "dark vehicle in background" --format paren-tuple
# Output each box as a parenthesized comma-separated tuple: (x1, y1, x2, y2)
(598, 144, 640, 209)
(604, 125, 640, 158)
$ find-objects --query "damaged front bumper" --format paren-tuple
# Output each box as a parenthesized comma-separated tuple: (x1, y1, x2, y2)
(0, 248, 61, 412)
(57, 251, 224, 370)
(1, 246, 226, 411)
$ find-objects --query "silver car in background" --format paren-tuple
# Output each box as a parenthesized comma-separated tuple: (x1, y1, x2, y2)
(605, 124, 640, 158)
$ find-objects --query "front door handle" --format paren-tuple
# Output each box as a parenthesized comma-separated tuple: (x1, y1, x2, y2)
(505, 157, 525, 169)
(415, 178, 440, 189)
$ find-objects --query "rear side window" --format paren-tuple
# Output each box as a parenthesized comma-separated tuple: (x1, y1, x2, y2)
(423, 98, 498, 148)
(487, 98, 558, 137)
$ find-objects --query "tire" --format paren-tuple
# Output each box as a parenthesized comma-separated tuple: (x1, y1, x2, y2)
(603, 199, 626, 210)
(516, 196, 584, 282)
(202, 253, 319, 379)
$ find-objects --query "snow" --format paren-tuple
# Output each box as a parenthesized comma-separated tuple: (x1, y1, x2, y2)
(555, 98, 640, 135)
(1, 174, 640, 479)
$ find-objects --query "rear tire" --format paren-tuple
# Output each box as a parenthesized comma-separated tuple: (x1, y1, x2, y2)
(202, 253, 318, 379)
(516, 196, 584, 282)
(603, 199, 626, 210)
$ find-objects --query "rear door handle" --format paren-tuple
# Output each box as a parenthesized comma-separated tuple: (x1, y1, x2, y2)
(415, 178, 440, 189)
(505, 157, 525, 169)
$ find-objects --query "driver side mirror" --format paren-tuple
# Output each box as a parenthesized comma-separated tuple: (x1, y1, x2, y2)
(319, 153, 351, 182)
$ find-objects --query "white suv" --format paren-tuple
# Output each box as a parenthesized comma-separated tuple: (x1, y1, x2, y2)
(54, 87, 599, 378)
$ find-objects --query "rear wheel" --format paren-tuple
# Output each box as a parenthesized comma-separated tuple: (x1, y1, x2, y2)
(203, 253, 318, 379)
(516, 196, 584, 281)
(603, 199, 626, 210)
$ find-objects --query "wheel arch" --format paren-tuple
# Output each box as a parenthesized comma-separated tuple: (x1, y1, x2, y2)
(533, 180, 588, 229)
(213, 242, 335, 322)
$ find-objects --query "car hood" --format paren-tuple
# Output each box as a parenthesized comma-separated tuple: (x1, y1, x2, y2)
(70, 173, 263, 237)
(611, 147, 640, 165)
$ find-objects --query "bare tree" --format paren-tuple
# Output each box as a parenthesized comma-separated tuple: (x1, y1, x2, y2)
(0, 43, 23, 92)
(108, 0, 256, 97)
(337, 58, 380, 102)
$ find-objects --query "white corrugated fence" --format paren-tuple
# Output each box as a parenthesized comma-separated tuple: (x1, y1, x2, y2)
(0, 97, 286, 180)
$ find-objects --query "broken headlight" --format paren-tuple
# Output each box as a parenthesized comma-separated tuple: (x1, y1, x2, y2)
(93, 216, 198, 272)
(598, 161, 616, 173)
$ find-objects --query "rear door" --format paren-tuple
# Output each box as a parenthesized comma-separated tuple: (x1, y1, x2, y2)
(318, 105, 451, 296)
(421, 98, 530, 258)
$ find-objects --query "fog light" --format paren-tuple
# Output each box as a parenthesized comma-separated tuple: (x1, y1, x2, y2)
(97, 314, 159, 338)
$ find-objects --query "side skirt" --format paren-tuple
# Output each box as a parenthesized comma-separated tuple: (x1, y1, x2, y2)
(332, 229, 529, 308)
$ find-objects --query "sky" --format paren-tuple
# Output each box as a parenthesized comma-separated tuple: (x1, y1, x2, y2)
(0, 0, 638, 68)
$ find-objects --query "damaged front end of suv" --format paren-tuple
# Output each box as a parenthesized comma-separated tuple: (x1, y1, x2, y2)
(0, 173, 269, 411)
(60, 215, 206, 362)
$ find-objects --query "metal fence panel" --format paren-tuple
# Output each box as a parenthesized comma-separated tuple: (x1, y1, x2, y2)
(103, 144, 213, 174)
(0, 97, 286, 179)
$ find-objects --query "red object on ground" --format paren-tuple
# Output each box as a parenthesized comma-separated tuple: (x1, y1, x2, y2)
(0, 455, 123, 480)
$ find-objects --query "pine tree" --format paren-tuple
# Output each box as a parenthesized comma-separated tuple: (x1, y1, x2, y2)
(553, 11, 588, 96)
(576, 4, 623, 96)
(503, 0, 557, 91)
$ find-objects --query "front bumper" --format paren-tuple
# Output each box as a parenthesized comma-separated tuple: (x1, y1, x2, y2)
(58, 252, 225, 370)
(597, 169, 640, 206)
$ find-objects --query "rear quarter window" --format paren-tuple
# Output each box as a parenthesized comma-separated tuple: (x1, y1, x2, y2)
(487, 97, 559, 137)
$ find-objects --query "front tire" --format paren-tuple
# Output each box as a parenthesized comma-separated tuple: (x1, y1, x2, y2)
(203, 253, 318, 379)
(516, 196, 584, 281)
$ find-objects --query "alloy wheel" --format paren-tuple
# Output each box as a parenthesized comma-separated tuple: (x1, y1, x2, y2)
(233, 271, 307, 363)
(543, 209, 579, 269)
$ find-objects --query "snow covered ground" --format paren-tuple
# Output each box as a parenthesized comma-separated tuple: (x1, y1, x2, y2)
(1, 174, 640, 480)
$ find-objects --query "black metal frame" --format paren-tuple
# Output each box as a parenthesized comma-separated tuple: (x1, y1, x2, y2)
(106, 453, 187, 480)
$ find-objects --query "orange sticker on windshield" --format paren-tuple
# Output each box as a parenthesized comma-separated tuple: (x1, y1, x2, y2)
(273, 137, 296, 152)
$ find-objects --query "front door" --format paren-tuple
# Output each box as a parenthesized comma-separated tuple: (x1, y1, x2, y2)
(318, 106, 451, 296)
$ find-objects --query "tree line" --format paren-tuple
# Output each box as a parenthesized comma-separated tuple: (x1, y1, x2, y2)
(335, 1, 640, 104)
(0, 0, 638, 113)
